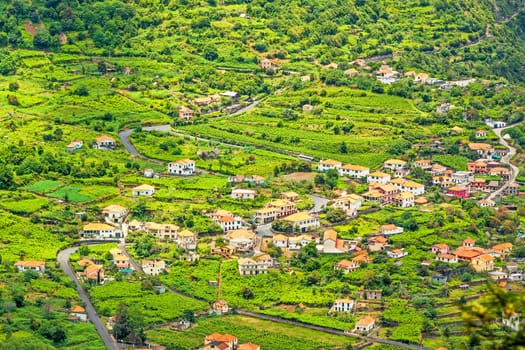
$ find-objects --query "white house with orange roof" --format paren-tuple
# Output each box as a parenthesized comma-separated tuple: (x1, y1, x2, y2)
(318, 159, 342, 172)
(168, 159, 195, 176)
(339, 164, 370, 178)
(331, 193, 363, 216)
(82, 222, 120, 238)
(132, 184, 155, 196)
(387, 248, 408, 259)
(389, 178, 425, 196)
(203, 333, 238, 350)
(367, 171, 391, 184)
(66, 139, 83, 152)
(95, 135, 116, 149)
(209, 209, 243, 232)
(272, 234, 288, 248)
(226, 229, 255, 252)
(354, 316, 376, 334)
(102, 204, 128, 224)
(282, 212, 320, 233)
(177, 229, 197, 250)
(436, 253, 458, 263)
(230, 188, 256, 200)
(178, 105, 193, 120)
(383, 159, 407, 171)
(392, 192, 415, 208)
(70, 305, 88, 322)
(142, 259, 166, 275)
(15, 260, 46, 274)
(380, 224, 403, 236)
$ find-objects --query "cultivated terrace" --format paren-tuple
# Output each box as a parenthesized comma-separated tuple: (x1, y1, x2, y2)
(0, 1, 524, 350)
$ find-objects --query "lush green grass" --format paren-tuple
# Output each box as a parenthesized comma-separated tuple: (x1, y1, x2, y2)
(0, 197, 50, 214)
(146, 315, 355, 349)
(23, 180, 63, 194)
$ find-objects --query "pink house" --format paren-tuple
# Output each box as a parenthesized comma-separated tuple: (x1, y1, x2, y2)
(431, 244, 450, 255)
(447, 186, 469, 199)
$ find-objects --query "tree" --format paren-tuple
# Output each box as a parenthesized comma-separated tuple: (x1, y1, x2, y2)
(8, 81, 19, 92)
(340, 141, 348, 153)
(33, 29, 52, 49)
(39, 321, 66, 343)
(112, 303, 145, 344)
(241, 286, 254, 299)
(183, 309, 195, 323)
(7, 94, 19, 106)
(73, 85, 89, 96)
(325, 207, 346, 223)
(78, 245, 90, 257)
(0, 168, 14, 190)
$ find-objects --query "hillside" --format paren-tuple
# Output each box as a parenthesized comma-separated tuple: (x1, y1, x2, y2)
(0, 0, 524, 82)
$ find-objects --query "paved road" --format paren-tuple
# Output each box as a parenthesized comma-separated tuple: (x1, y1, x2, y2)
(487, 122, 523, 200)
(118, 241, 142, 272)
(236, 310, 432, 350)
(57, 246, 118, 350)
(118, 128, 165, 164)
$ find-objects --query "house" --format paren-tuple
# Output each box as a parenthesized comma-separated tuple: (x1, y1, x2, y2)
(412, 159, 432, 170)
(490, 167, 510, 179)
(393, 192, 415, 208)
(102, 204, 127, 224)
(468, 143, 493, 157)
(281, 191, 300, 202)
(354, 316, 375, 334)
(334, 259, 357, 274)
(259, 58, 275, 70)
(447, 186, 469, 199)
(178, 106, 193, 120)
(66, 140, 83, 152)
(209, 209, 243, 232)
(471, 254, 494, 272)
(254, 207, 279, 224)
(321, 229, 348, 254)
(282, 212, 320, 233)
(203, 333, 238, 350)
(469, 178, 487, 192)
(383, 159, 407, 172)
(463, 238, 476, 247)
(436, 103, 455, 114)
(14, 260, 45, 274)
(191, 94, 221, 107)
(226, 229, 255, 252)
(231, 188, 256, 200)
(389, 178, 425, 196)
(414, 72, 429, 83)
(264, 199, 297, 218)
(368, 236, 389, 252)
(467, 160, 488, 174)
(376, 65, 398, 78)
(361, 190, 385, 203)
(70, 305, 88, 322)
(142, 259, 166, 275)
(331, 194, 363, 216)
(387, 248, 408, 259)
(113, 254, 130, 270)
(363, 290, 382, 300)
(82, 222, 120, 238)
(478, 199, 496, 207)
(238, 343, 260, 350)
(380, 224, 403, 236)
(145, 222, 180, 241)
(367, 172, 391, 184)
(330, 298, 354, 313)
(302, 104, 314, 113)
(436, 253, 458, 263)
(506, 183, 519, 195)
(84, 264, 105, 283)
(476, 130, 488, 138)
(318, 159, 342, 172)
(431, 244, 450, 255)
(491, 243, 513, 258)
(289, 234, 317, 250)
(143, 168, 155, 178)
(177, 230, 197, 250)
(210, 300, 230, 318)
(454, 247, 482, 261)
(487, 180, 500, 191)
(248, 175, 266, 185)
(430, 163, 447, 176)
(451, 171, 474, 185)
(95, 136, 116, 149)
(132, 184, 155, 196)
(339, 164, 370, 178)
(238, 258, 268, 276)
(254, 254, 274, 268)
(168, 159, 195, 176)
(272, 234, 289, 248)
(344, 68, 358, 77)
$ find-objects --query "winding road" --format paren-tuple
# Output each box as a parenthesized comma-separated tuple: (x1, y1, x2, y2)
(57, 243, 119, 350)
(487, 122, 523, 201)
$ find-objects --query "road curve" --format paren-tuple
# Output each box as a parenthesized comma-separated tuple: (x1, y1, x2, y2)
(487, 122, 523, 200)
(57, 245, 119, 350)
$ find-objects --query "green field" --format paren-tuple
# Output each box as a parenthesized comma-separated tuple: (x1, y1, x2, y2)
(146, 315, 355, 349)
